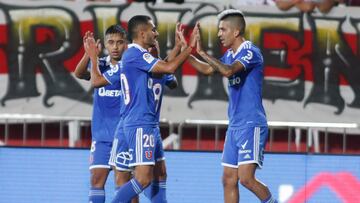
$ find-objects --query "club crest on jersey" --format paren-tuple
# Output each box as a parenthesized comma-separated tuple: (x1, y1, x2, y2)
(143, 53, 155, 64)
(145, 151, 153, 160)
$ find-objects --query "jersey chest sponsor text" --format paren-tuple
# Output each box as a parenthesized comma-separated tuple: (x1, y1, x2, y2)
(97, 87, 121, 97)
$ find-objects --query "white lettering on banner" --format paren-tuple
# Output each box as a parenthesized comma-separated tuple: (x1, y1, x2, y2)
(98, 87, 121, 97)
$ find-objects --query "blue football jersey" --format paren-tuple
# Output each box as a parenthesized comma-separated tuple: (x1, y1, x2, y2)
(151, 74, 176, 122)
(91, 56, 122, 142)
(120, 43, 159, 128)
(220, 41, 267, 128)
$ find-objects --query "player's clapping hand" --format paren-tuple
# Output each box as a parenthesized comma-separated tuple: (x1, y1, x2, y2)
(84, 32, 101, 59)
(149, 40, 160, 58)
(189, 22, 200, 49)
(174, 23, 187, 50)
(83, 31, 90, 47)
(195, 23, 205, 55)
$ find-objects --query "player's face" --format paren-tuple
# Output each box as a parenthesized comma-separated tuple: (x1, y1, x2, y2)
(217, 20, 236, 48)
(144, 20, 159, 48)
(105, 33, 127, 61)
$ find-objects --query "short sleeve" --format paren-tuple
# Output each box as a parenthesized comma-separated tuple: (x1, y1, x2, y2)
(102, 64, 120, 85)
(235, 47, 262, 71)
(133, 51, 159, 72)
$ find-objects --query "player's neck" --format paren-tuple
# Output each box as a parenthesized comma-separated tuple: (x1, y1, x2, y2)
(231, 37, 245, 52)
(132, 39, 149, 50)
(110, 57, 121, 65)
(110, 58, 119, 65)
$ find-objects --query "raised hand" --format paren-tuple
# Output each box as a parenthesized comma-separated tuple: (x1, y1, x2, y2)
(95, 39, 102, 56)
(149, 40, 160, 58)
(84, 33, 101, 59)
(83, 31, 91, 50)
(175, 23, 187, 49)
(195, 23, 204, 55)
(189, 22, 200, 49)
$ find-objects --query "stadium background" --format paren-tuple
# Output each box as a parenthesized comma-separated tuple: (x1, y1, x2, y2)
(0, 0, 359, 202)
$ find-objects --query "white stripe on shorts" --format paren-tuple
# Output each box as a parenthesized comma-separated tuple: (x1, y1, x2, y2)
(109, 138, 118, 166)
(136, 128, 143, 164)
(253, 127, 260, 163)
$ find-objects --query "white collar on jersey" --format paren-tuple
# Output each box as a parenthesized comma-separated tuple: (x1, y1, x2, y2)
(105, 55, 120, 69)
(228, 40, 251, 58)
(128, 43, 147, 52)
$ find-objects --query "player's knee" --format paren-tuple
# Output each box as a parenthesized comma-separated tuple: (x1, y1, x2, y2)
(154, 167, 167, 180)
(153, 161, 167, 180)
(90, 171, 107, 187)
(115, 171, 132, 186)
(222, 174, 237, 187)
(136, 176, 152, 188)
(239, 176, 254, 189)
(135, 173, 153, 188)
(156, 170, 167, 181)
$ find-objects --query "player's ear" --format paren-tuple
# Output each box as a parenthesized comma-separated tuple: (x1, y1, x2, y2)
(139, 30, 145, 40)
(234, 29, 240, 38)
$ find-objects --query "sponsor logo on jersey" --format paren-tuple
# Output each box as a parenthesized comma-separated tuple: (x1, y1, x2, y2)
(241, 140, 248, 149)
(239, 149, 252, 154)
(145, 151, 153, 160)
(244, 154, 251, 159)
(143, 53, 155, 64)
(98, 87, 121, 97)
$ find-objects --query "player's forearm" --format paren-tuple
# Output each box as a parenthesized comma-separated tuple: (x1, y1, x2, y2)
(275, 0, 295, 11)
(165, 45, 181, 62)
(89, 57, 103, 88)
(198, 51, 233, 77)
(161, 46, 192, 74)
(188, 55, 214, 75)
(74, 53, 90, 80)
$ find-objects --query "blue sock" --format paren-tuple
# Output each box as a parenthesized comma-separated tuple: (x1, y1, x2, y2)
(143, 182, 152, 200)
(261, 193, 277, 203)
(143, 180, 167, 203)
(88, 187, 105, 203)
(111, 178, 144, 203)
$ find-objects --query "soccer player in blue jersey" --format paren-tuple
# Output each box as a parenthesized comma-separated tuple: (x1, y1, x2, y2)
(186, 9, 277, 203)
(111, 15, 198, 203)
(144, 41, 178, 202)
(75, 25, 130, 203)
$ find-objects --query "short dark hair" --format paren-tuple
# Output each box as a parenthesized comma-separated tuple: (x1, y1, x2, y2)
(127, 15, 152, 41)
(218, 9, 246, 36)
(105, 24, 127, 38)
